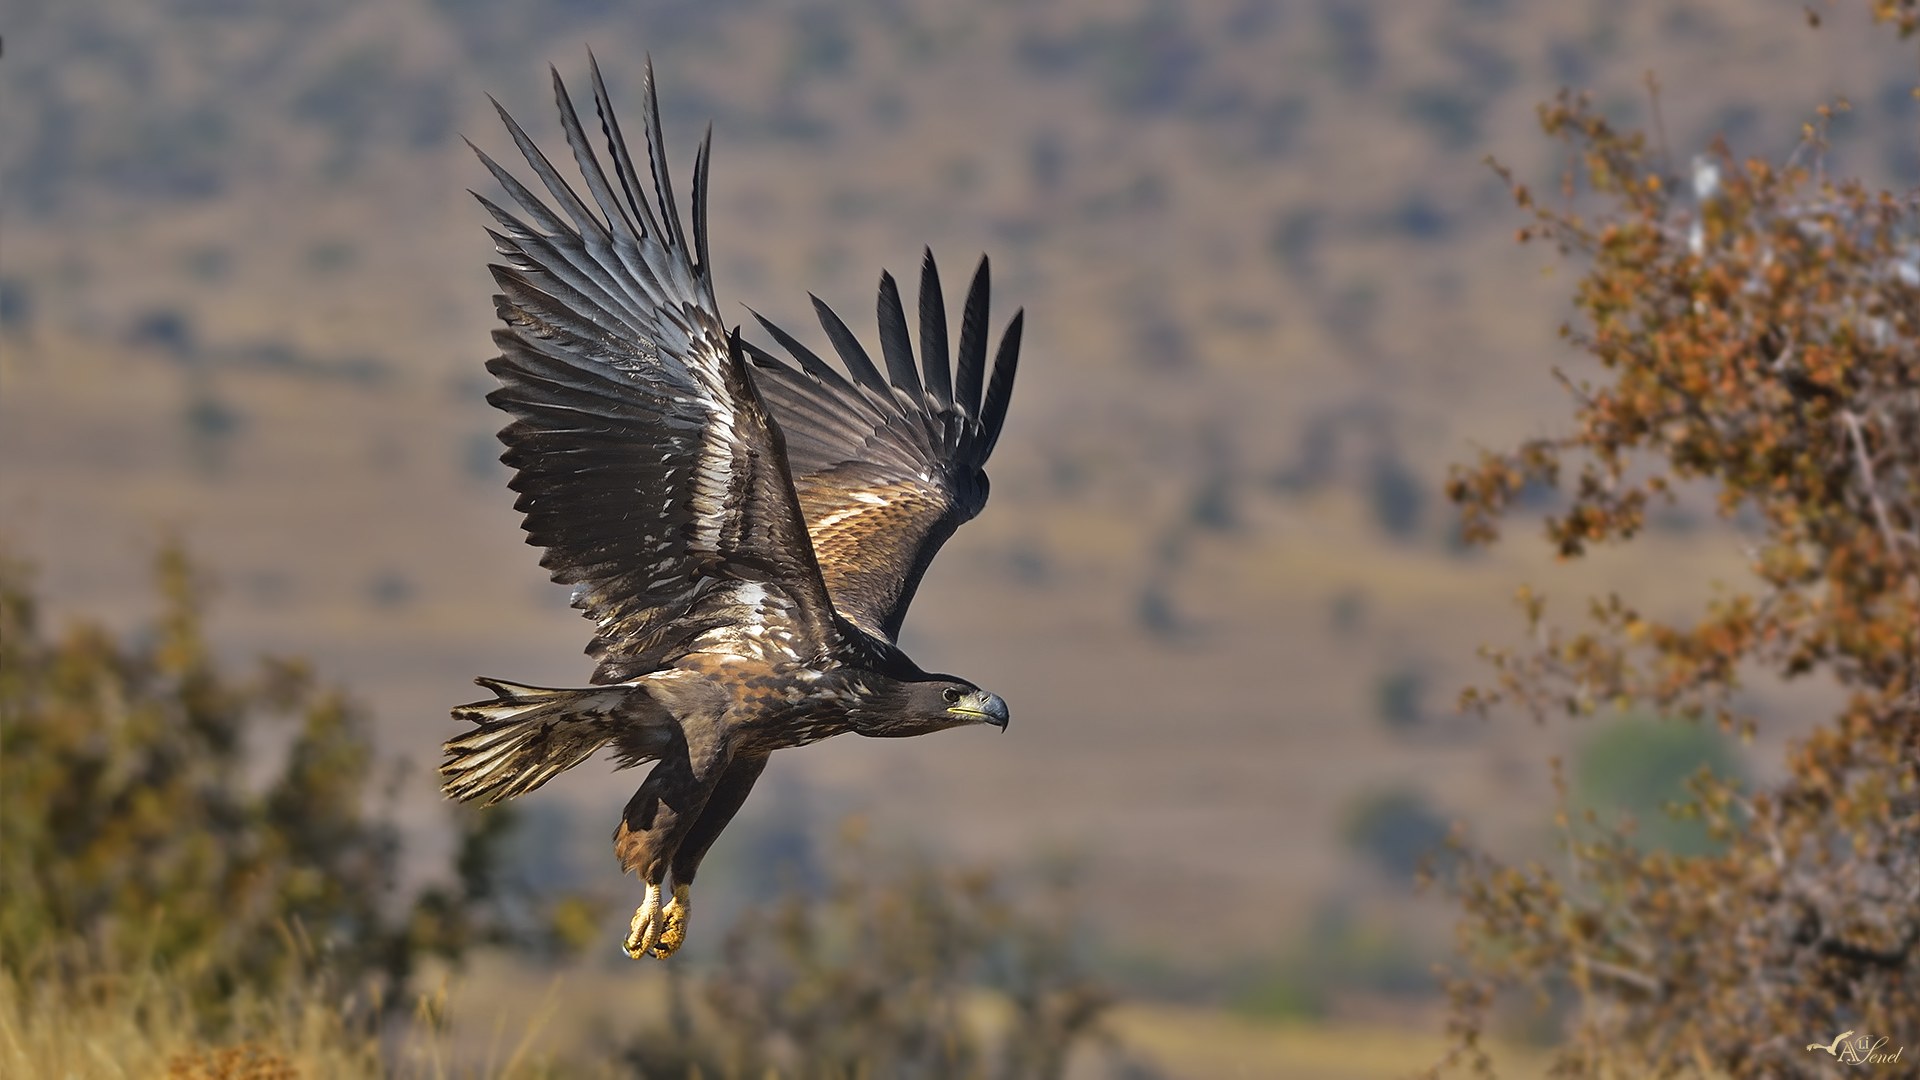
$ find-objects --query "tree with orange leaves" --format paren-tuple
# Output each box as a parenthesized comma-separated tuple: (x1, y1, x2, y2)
(1431, 11, 1919, 1078)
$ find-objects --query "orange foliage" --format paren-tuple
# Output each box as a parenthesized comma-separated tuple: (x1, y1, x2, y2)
(1431, 13, 1919, 1079)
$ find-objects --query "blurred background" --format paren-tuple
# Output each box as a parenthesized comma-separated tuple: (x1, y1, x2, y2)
(2, 0, 1915, 1072)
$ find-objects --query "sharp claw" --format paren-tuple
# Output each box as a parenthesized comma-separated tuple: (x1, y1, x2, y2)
(623, 882, 663, 959)
(649, 883, 692, 959)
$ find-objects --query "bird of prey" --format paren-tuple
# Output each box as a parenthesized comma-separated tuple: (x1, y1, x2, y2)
(440, 58, 1023, 961)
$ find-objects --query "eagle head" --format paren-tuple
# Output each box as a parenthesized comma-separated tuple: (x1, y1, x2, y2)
(854, 675, 1009, 737)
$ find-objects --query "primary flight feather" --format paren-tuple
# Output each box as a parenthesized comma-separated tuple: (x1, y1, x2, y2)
(441, 57, 1023, 960)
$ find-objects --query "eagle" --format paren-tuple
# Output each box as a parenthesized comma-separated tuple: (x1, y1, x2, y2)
(440, 57, 1023, 961)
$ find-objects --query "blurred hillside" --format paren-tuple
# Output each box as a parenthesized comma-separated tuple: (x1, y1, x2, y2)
(3, 0, 1914, 1000)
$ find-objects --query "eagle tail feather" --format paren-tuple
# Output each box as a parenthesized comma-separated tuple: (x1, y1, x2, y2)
(442, 678, 637, 805)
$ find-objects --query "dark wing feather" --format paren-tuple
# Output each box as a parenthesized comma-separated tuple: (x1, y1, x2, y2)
(953, 258, 993, 419)
(875, 272, 923, 399)
(978, 309, 1023, 460)
(917, 251, 954, 412)
(478, 58, 842, 682)
(809, 295, 891, 397)
(746, 251, 1024, 642)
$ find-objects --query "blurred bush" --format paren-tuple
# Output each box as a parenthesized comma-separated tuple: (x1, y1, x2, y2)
(0, 278, 33, 333)
(1343, 788, 1455, 885)
(1237, 902, 1433, 1022)
(620, 827, 1119, 1080)
(0, 544, 502, 1013)
(1369, 450, 1427, 540)
(1373, 666, 1424, 731)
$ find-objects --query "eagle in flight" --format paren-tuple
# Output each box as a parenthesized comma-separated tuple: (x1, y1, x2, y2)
(440, 57, 1023, 961)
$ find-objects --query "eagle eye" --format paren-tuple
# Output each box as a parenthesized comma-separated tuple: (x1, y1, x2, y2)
(942, 687, 963, 703)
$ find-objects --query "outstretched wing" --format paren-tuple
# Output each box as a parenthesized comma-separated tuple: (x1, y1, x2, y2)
(475, 58, 840, 682)
(744, 251, 1023, 642)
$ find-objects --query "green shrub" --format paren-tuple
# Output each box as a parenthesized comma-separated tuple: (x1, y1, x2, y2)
(0, 545, 492, 1011)
(1238, 903, 1432, 1021)
(1571, 717, 1744, 857)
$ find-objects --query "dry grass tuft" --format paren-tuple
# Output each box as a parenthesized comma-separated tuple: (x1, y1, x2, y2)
(165, 1043, 302, 1080)
(0, 962, 390, 1080)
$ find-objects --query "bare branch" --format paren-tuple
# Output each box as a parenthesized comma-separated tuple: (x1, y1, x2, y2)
(1574, 952, 1663, 996)
(1839, 409, 1909, 562)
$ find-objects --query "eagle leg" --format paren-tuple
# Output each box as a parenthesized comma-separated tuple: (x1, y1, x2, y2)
(649, 883, 692, 958)
(624, 881, 664, 959)
(615, 709, 739, 960)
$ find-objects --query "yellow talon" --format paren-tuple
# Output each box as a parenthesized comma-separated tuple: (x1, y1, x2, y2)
(649, 883, 691, 959)
(623, 882, 662, 959)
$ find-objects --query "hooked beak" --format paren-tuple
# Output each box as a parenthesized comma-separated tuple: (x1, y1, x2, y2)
(948, 690, 1010, 730)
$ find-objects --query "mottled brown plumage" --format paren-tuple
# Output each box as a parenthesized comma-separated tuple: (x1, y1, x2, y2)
(440, 57, 1022, 959)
